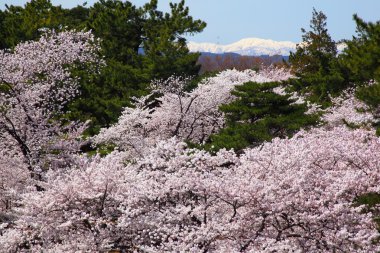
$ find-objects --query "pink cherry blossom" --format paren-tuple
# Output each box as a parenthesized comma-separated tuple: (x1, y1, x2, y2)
(1, 36, 380, 252)
(0, 30, 101, 211)
(94, 68, 292, 158)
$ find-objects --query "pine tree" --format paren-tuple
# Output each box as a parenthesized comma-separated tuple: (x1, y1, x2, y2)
(0, 0, 70, 49)
(342, 15, 380, 133)
(289, 9, 345, 102)
(342, 15, 380, 84)
(208, 81, 318, 151)
(142, 0, 205, 79)
(290, 9, 337, 75)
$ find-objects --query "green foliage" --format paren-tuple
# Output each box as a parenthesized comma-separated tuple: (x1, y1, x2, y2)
(87, 0, 143, 64)
(141, 0, 205, 79)
(355, 82, 380, 135)
(290, 9, 337, 75)
(61, 5, 89, 30)
(208, 81, 318, 151)
(289, 8, 346, 102)
(0, 10, 6, 49)
(287, 69, 345, 106)
(356, 192, 380, 208)
(19, 0, 64, 39)
(1, 5, 28, 49)
(355, 192, 380, 232)
(341, 15, 380, 84)
(341, 15, 380, 133)
(356, 83, 380, 109)
(67, 60, 149, 135)
(84, 0, 205, 79)
(0, 0, 83, 49)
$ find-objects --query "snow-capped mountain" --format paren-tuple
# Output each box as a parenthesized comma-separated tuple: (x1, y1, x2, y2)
(187, 38, 297, 56)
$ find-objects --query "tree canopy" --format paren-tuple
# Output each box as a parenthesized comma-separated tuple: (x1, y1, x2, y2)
(2, 6, 380, 252)
(340, 15, 380, 132)
(0, 0, 206, 134)
(208, 81, 318, 151)
(288, 8, 346, 102)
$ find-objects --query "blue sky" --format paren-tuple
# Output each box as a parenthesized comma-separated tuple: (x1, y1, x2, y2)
(2, 0, 380, 44)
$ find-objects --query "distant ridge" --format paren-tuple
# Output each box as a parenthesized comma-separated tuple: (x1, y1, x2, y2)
(188, 38, 347, 56)
(188, 38, 297, 56)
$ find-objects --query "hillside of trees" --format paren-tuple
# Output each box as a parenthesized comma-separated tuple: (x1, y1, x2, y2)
(1, 1, 380, 252)
(197, 53, 287, 74)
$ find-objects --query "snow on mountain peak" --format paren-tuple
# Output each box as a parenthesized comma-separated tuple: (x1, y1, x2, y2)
(188, 38, 297, 56)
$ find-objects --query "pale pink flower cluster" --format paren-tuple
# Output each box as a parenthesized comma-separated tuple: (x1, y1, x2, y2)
(94, 68, 292, 158)
(3, 127, 380, 252)
(322, 89, 375, 126)
(0, 30, 101, 211)
(0, 135, 31, 213)
(0, 30, 101, 172)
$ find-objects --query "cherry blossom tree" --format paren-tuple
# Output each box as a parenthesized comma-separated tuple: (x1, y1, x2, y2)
(0, 30, 101, 211)
(322, 89, 375, 127)
(0, 151, 126, 252)
(4, 124, 380, 252)
(0, 30, 101, 171)
(93, 67, 293, 158)
(1, 39, 380, 252)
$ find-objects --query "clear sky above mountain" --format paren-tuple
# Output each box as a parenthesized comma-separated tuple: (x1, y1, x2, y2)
(2, 0, 380, 44)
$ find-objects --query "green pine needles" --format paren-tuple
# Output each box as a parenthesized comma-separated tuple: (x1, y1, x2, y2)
(208, 81, 318, 151)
